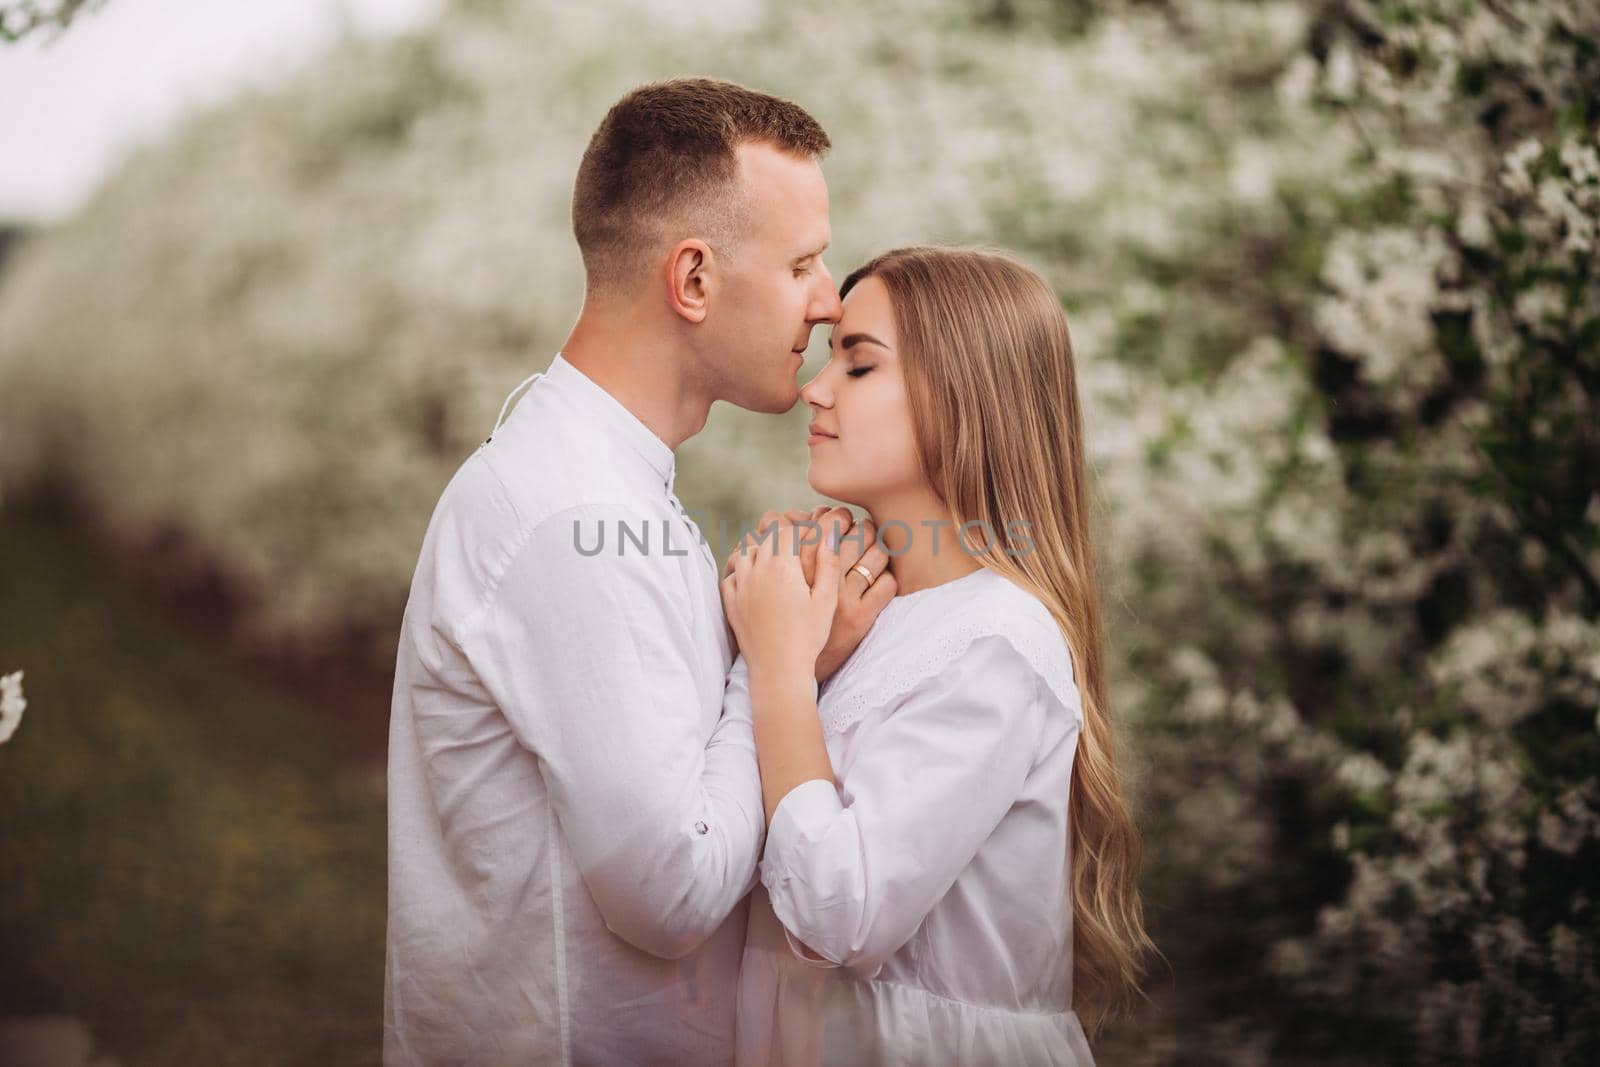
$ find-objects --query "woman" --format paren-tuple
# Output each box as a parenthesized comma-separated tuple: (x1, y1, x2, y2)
(719, 247, 1153, 1066)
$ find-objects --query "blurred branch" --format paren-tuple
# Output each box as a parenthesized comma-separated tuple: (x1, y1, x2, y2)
(0, 0, 107, 44)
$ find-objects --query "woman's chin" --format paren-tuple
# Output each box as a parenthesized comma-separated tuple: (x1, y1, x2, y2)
(806, 470, 865, 510)
(805, 468, 836, 500)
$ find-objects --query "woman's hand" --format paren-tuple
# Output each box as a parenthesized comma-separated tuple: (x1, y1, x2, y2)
(721, 513, 843, 683)
(814, 515, 895, 682)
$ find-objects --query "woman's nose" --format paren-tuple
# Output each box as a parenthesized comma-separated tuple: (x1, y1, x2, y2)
(800, 370, 832, 409)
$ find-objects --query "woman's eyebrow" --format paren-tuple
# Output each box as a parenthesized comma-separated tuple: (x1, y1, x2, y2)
(839, 332, 890, 350)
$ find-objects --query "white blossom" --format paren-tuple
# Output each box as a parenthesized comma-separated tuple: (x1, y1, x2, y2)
(0, 670, 25, 744)
(1335, 752, 1392, 796)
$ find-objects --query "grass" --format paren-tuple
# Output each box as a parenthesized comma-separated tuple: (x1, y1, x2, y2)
(0, 510, 386, 1066)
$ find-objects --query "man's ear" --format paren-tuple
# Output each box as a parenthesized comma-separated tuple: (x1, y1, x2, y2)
(665, 239, 713, 324)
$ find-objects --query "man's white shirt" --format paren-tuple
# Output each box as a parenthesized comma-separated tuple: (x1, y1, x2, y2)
(385, 353, 774, 1065)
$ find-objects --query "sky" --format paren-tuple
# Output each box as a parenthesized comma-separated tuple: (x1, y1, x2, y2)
(0, 0, 445, 222)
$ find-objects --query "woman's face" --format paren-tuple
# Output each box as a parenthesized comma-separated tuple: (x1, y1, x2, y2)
(800, 275, 927, 508)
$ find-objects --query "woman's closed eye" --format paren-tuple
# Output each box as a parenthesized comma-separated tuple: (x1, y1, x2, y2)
(846, 366, 873, 378)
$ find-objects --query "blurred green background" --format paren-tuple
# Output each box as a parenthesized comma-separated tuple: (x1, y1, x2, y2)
(1, 0, 1597, 1063)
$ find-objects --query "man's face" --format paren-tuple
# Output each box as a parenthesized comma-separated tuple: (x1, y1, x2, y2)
(704, 142, 842, 413)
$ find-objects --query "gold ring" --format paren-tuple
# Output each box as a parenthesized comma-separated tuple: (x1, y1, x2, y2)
(850, 563, 875, 586)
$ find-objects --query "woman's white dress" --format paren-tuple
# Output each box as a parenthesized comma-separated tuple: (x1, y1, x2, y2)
(728, 567, 1095, 1066)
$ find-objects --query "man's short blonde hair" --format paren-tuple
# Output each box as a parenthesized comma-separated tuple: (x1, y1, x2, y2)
(572, 77, 830, 294)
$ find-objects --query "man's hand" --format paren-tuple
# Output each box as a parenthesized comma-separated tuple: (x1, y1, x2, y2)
(721, 514, 840, 683)
(723, 509, 816, 657)
(722, 505, 895, 683)
(722, 506, 827, 583)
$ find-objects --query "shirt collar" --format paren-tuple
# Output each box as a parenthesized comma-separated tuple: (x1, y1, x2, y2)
(545, 352, 677, 493)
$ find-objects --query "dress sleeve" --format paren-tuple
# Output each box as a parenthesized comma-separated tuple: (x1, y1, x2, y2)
(459, 501, 766, 961)
(758, 632, 1075, 976)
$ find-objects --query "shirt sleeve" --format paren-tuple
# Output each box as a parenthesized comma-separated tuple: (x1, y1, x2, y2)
(758, 632, 1061, 976)
(459, 500, 766, 960)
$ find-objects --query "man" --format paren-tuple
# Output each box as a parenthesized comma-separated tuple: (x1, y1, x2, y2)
(385, 78, 887, 1065)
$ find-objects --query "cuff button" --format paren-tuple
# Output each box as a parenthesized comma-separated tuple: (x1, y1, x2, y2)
(694, 820, 709, 835)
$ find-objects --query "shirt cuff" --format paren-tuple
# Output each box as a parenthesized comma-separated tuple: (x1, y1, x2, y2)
(761, 777, 845, 968)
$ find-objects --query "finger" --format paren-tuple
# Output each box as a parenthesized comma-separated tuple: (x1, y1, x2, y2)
(860, 568, 898, 614)
(844, 543, 890, 596)
(733, 536, 756, 578)
(813, 513, 844, 607)
(787, 508, 817, 563)
(754, 515, 796, 564)
(816, 505, 854, 535)
(740, 512, 783, 564)
(797, 523, 822, 587)
(846, 519, 878, 568)
(822, 507, 858, 562)
(725, 528, 760, 575)
(737, 517, 780, 566)
(814, 510, 853, 564)
(792, 516, 823, 548)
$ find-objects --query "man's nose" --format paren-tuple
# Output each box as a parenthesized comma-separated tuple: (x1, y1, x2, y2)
(811, 268, 843, 323)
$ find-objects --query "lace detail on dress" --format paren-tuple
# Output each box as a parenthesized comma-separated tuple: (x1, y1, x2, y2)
(818, 605, 1082, 739)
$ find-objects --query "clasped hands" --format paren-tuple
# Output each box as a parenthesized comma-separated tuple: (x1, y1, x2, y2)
(720, 505, 896, 685)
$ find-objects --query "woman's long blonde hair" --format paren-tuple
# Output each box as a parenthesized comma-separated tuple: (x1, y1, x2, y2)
(840, 247, 1154, 1033)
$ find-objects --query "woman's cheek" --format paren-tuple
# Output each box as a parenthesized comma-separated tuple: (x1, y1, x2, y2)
(878, 410, 921, 485)
(853, 433, 914, 497)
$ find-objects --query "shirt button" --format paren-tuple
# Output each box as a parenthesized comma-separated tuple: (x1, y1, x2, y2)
(694, 821, 709, 835)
